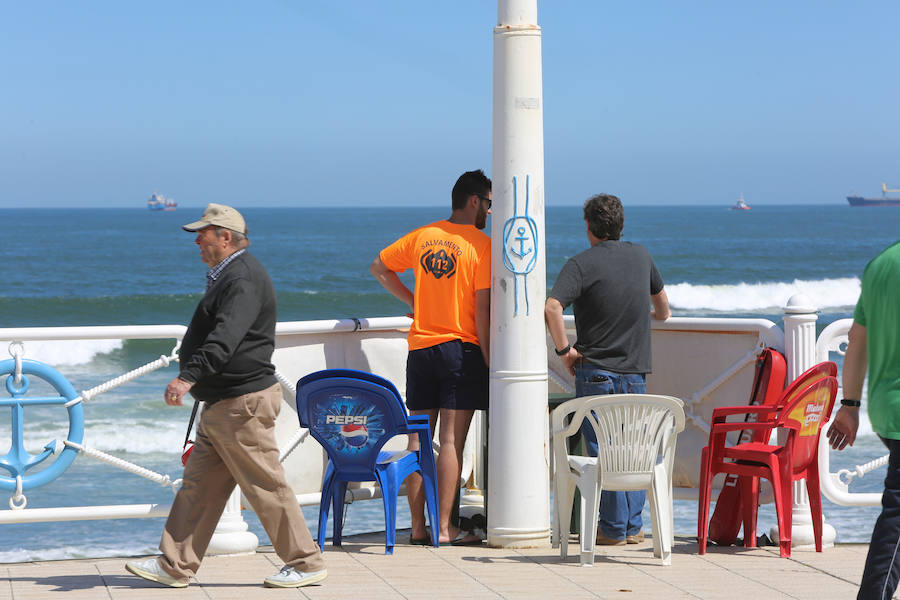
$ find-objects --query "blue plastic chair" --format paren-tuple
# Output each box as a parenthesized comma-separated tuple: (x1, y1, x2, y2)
(296, 368, 439, 554)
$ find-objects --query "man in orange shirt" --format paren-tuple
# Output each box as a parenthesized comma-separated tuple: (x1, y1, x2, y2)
(370, 169, 492, 546)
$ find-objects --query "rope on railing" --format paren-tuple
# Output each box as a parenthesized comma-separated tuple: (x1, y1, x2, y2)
(547, 367, 574, 396)
(9, 342, 24, 386)
(271, 368, 313, 463)
(274, 368, 296, 395)
(66, 344, 181, 408)
(837, 453, 890, 487)
(9, 476, 26, 510)
(278, 427, 309, 463)
(683, 344, 763, 434)
(4, 342, 185, 507)
(64, 440, 181, 493)
(17, 347, 303, 494)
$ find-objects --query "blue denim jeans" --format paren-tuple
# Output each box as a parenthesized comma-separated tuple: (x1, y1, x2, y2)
(575, 362, 647, 540)
(859, 436, 900, 599)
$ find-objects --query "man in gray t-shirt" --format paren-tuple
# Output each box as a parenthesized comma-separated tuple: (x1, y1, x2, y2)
(545, 194, 670, 546)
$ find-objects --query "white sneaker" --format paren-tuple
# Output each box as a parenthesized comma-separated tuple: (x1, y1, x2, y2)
(125, 557, 188, 588)
(263, 565, 328, 588)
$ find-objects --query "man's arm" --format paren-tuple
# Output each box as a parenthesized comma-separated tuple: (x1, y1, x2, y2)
(827, 322, 867, 450)
(370, 256, 414, 312)
(475, 288, 490, 365)
(651, 289, 671, 321)
(544, 297, 580, 375)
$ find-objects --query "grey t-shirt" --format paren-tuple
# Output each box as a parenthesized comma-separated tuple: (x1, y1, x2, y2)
(549, 240, 664, 374)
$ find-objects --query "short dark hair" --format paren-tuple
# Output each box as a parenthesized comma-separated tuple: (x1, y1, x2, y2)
(451, 169, 492, 210)
(583, 194, 624, 240)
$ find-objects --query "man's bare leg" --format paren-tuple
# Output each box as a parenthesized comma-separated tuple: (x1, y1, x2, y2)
(405, 408, 438, 542)
(436, 407, 476, 543)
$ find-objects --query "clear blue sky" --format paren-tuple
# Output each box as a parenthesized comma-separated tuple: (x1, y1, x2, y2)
(2, 1, 898, 208)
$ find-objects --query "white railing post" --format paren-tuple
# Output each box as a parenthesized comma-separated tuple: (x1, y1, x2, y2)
(815, 319, 884, 507)
(784, 294, 818, 381)
(487, 0, 551, 548)
(779, 294, 836, 549)
(206, 487, 259, 555)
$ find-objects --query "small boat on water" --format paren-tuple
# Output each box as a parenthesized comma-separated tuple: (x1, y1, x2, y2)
(847, 182, 900, 207)
(147, 192, 177, 211)
(731, 195, 750, 210)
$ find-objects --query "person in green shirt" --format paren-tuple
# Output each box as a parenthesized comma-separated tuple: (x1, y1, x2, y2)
(828, 240, 900, 600)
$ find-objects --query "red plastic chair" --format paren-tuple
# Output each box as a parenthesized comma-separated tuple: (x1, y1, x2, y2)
(697, 374, 838, 558)
(735, 360, 837, 446)
(702, 360, 837, 546)
(769, 361, 837, 414)
(708, 348, 786, 546)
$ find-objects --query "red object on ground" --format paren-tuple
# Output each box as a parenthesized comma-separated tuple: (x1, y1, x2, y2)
(698, 364, 838, 558)
(707, 348, 786, 546)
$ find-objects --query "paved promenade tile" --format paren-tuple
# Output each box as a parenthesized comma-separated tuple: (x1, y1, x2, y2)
(0, 532, 886, 599)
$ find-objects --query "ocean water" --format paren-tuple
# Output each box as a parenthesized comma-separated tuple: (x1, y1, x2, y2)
(1, 204, 899, 562)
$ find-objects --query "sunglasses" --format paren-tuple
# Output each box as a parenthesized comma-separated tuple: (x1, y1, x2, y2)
(477, 194, 492, 209)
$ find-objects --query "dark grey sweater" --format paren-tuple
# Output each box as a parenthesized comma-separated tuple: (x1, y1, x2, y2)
(549, 241, 664, 374)
(179, 251, 277, 403)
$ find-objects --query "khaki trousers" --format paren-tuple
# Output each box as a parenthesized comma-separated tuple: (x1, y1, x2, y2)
(158, 383, 324, 580)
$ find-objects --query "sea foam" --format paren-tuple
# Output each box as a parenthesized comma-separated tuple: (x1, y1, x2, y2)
(667, 277, 860, 312)
(6, 418, 185, 456)
(0, 543, 158, 564)
(83, 419, 184, 455)
(0, 339, 122, 366)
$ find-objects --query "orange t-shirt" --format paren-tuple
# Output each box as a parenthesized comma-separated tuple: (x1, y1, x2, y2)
(380, 220, 491, 350)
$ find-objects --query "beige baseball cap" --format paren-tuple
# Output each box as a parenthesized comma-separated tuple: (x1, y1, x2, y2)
(182, 203, 247, 234)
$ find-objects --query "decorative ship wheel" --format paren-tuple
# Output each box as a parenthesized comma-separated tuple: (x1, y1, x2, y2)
(0, 348, 84, 508)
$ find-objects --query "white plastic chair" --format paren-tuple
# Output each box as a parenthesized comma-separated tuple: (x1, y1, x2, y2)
(550, 394, 685, 566)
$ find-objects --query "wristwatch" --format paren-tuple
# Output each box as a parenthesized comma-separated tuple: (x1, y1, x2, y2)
(554, 344, 571, 356)
(840, 398, 861, 407)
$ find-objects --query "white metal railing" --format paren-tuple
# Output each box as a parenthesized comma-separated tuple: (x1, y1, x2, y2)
(0, 324, 188, 341)
(653, 316, 784, 437)
(0, 327, 186, 523)
(0, 316, 413, 345)
(816, 317, 885, 506)
(0, 315, 787, 515)
(0, 319, 416, 527)
(275, 316, 412, 335)
(553, 315, 785, 502)
(0, 313, 882, 540)
(651, 316, 784, 347)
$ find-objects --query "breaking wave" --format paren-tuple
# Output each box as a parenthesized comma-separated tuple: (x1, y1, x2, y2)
(667, 277, 860, 313)
(0, 339, 122, 366)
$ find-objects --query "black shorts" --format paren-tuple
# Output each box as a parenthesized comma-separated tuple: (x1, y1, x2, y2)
(406, 340, 489, 411)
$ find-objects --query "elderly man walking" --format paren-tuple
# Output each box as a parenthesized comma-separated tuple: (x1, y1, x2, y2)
(126, 203, 326, 589)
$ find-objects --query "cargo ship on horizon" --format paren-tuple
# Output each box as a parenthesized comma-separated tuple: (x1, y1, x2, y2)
(147, 192, 177, 211)
(847, 182, 900, 207)
(731, 195, 750, 210)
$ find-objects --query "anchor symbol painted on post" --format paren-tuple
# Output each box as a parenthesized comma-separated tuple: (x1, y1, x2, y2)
(502, 175, 539, 316)
(511, 227, 532, 260)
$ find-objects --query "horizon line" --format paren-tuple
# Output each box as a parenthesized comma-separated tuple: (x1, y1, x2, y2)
(0, 202, 860, 210)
